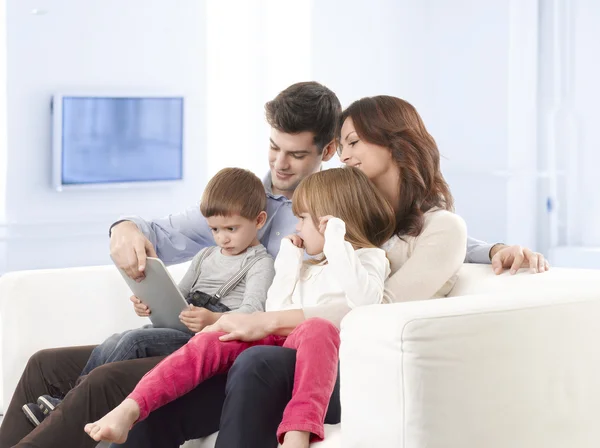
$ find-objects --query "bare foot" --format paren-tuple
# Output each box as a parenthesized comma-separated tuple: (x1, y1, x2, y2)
(281, 430, 310, 448)
(83, 398, 140, 443)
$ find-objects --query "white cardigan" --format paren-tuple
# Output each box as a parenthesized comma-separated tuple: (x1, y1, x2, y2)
(303, 209, 468, 327)
(265, 217, 390, 312)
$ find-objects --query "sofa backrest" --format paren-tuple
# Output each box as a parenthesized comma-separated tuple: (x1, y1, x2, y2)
(450, 264, 600, 297)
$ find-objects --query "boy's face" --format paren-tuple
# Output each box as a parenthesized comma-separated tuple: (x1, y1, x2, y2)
(295, 212, 325, 256)
(206, 213, 266, 256)
(268, 129, 335, 199)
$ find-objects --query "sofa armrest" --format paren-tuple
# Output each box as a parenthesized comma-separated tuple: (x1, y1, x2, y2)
(0, 262, 191, 412)
(0, 266, 142, 410)
(339, 281, 600, 448)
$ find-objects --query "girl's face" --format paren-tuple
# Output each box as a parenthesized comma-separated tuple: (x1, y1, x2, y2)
(338, 117, 394, 181)
(295, 212, 325, 256)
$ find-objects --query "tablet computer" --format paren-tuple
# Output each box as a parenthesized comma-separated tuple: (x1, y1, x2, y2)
(114, 257, 192, 334)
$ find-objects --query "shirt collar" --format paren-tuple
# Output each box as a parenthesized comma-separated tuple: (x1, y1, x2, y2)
(262, 172, 291, 202)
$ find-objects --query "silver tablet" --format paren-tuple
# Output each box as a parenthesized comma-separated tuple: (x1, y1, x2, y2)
(114, 257, 192, 334)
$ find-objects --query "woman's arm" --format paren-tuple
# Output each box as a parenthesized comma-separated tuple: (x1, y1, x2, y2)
(322, 217, 389, 308)
(385, 211, 467, 302)
(264, 239, 304, 312)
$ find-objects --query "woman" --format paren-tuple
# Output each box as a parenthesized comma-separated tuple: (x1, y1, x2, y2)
(337, 95, 466, 304)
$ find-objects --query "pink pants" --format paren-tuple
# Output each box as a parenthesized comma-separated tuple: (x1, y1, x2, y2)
(128, 317, 340, 443)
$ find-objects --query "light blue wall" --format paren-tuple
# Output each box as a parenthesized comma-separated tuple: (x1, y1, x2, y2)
(1, 0, 207, 272)
(311, 0, 539, 252)
(1, 0, 597, 272)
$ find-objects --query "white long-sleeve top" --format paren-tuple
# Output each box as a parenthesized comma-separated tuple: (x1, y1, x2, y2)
(303, 209, 468, 327)
(265, 217, 390, 313)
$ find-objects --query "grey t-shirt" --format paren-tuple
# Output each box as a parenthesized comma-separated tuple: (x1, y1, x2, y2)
(177, 244, 275, 313)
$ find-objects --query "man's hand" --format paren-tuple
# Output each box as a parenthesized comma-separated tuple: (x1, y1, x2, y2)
(110, 221, 157, 281)
(130, 295, 151, 317)
(490, 244, 550, 275)
(285, 234, 304, 248)
(179, 306, 221, 333)
(201, 312, 272, 342)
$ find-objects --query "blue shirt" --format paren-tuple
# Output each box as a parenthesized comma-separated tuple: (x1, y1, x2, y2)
(116, 174, 493, 265)
(119, 175, 297, 264)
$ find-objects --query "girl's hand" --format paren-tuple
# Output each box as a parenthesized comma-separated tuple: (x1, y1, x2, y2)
(285, 234, 304, 248)
(318, 215, 336, 234)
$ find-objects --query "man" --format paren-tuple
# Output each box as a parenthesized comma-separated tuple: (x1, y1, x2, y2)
(0, 82, 548, 448)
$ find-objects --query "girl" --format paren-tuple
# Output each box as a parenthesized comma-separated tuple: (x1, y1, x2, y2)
(84, 167, 396, 448)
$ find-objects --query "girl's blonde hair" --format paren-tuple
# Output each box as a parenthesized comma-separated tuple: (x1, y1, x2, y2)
(292, 167, 396, 250)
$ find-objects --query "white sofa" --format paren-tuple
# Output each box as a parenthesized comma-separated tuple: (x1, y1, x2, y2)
(1, 262, 599, 447)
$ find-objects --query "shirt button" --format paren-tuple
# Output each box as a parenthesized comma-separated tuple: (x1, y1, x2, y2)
(276, 232, 281, 236)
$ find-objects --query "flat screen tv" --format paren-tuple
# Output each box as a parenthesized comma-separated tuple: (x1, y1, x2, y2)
(52, 93, 184, 190)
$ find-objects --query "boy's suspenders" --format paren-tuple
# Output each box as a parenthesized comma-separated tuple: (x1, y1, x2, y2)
(195, 246, 269, 300)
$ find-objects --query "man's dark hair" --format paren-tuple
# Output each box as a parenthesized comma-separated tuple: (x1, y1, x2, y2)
(265, 81, 342, 153)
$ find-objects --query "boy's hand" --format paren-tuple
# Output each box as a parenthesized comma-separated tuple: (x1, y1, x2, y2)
(130, 295, 151, 317)
(179, 306, 221, 333)
(285, 234, 304, 248)
(318, 215, 336, 234)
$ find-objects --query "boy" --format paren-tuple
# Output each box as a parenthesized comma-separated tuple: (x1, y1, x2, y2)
(21, 167, 275, 427)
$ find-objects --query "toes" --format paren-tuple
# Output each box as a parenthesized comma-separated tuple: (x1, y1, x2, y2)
(84, 423, 96, 435)
(90, 425, 101, 441)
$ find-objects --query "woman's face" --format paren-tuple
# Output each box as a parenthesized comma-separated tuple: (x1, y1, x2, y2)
(338, 117, 393, 181)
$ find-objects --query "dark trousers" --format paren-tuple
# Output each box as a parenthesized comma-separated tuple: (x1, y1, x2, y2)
(0, 345, 341, 448)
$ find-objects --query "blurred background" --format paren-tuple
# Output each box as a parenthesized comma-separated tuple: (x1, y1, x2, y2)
(0, 0, 597, 273)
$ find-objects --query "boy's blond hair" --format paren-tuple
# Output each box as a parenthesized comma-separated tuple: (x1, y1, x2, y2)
(292, 167, 396, 249)
(200, 168, 266, 219)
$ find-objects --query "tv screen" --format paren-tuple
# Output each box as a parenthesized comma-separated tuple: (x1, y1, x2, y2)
(53, 95, 184, 188)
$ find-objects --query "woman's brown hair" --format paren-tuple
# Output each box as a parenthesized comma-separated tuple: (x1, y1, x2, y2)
(292, 167, 396, 250)
(340, 96, 454, 237)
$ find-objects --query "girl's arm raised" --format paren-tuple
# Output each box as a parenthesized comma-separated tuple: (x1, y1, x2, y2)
(322, 217, 390, 308)
(265, 238, 304, 312)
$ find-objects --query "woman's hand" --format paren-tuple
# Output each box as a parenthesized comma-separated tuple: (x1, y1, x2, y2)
(285, 234, 304, 248)
(179, 306, 221, 333)
(318, 215, 336, 234)
(201, 312, 272, 342)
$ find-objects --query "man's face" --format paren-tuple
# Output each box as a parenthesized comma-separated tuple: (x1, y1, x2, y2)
(268, 129, 327, 199)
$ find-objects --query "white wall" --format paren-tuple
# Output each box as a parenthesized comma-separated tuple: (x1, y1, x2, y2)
(205, 0, 312, 179)
(1, 0, 206, 272)
(0, 1, 6, 225)
(312, 0, 539, 250)
(2, 0, 596, 272)
(574, 0, 600, 247)
(538, 0, 600, 268)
